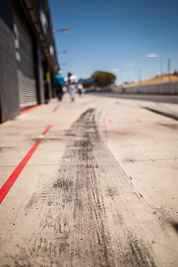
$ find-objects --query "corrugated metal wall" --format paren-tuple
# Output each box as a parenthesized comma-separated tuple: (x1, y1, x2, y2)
(0, 9, 20, 123)
(13, 8, 37, 109)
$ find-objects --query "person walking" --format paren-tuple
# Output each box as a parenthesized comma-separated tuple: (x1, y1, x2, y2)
(53, 70, 65, 101)
(77, 82, 83, 96)
(67, 71, 78, 102)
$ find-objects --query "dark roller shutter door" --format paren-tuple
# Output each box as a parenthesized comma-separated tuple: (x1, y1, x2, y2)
(13, 9, 37, 109)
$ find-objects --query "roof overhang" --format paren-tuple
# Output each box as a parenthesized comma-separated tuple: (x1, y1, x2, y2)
(18, 0, 56, 75)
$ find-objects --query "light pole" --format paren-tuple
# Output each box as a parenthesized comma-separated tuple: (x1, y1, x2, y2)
(167, 58, 171, 82)
(52, 28, 69, 33)
(144, 54, 162, 78)
(57, 52, 68, 72)
(111, 68, 120, 85)
(52, 29, 69, 74)
(124, 63, 136, 84)
(138, 67, 142, 84)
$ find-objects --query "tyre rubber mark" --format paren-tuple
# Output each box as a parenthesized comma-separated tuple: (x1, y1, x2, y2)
(0, 125, 52, 204)
(23, 109, 157, 266)
(144, 107, 178, 121)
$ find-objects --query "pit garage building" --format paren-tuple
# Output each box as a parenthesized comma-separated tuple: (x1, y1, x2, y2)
(0, 0, 59, 123)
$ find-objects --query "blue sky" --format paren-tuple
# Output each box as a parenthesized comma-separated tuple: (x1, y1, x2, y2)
(49, 0, 178, 85)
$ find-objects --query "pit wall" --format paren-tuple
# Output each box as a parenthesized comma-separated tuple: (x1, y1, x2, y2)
(112, 81, 178, 94)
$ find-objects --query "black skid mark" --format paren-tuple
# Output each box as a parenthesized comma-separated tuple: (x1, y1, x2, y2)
(23, 108, 157, 267)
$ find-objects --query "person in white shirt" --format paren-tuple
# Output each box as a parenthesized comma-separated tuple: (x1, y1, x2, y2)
(66, 71, 78, 102)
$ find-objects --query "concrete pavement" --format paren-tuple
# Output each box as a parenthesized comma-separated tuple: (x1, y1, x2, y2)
(0, 93, 178, 266)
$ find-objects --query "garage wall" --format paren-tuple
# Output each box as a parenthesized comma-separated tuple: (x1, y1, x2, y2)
(0, 0, 20, 123)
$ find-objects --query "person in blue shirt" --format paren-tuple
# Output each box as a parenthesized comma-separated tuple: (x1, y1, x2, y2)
(53, 70, 65, 101)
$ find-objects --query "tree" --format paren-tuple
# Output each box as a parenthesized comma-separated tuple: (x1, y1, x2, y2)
(90, 71, 116, 87)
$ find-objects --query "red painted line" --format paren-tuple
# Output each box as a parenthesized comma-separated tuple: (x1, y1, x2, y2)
(0, 125, 52, 204)
(53, 104, 60, 112)
(135, 118, 142, 123)
(20, 105, 40, 115)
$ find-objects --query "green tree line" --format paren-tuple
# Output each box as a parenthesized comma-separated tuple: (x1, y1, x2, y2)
(80, 71, 116, 87)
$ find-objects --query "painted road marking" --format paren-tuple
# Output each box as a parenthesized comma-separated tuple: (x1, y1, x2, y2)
(53, 105, 60, 112)
(38, 135, 45, 139)
(107, 119, 143, 124)
(0, 125, 52, 204)
(135, 118, 142, 123)
(20, 105, 40, 115)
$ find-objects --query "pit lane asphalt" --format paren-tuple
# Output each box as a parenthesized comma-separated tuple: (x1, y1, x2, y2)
(0, 94, 178, 266)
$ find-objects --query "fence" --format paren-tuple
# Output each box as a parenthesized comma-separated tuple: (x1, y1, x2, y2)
(112, 82, 178, 94)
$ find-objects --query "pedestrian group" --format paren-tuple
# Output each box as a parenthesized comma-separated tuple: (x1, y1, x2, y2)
(53, 70, 82, 102)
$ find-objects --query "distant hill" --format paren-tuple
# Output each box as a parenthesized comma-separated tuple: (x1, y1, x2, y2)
(123, 72, 178, 87)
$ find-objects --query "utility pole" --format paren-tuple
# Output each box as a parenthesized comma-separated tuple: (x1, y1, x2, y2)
(168, 58, 171, 82)
(138, 67, 142, 84)
(160, 56, 163, 83)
